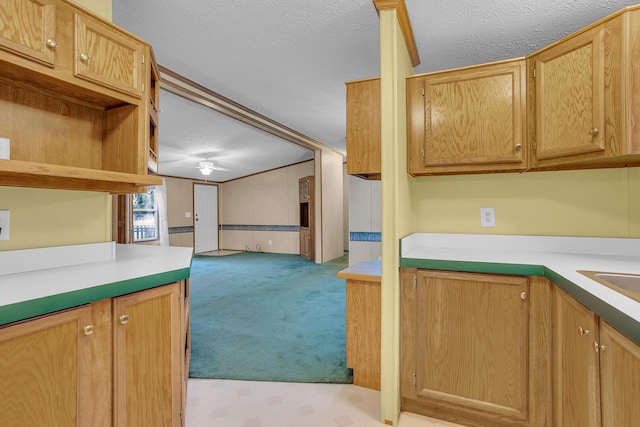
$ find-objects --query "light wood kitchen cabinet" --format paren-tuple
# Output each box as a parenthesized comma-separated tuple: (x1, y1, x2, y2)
(0, 305, 94, 426)
(599, 320, 640, 426)
(402, 269, 535, 426)
(407, 58, 527, 176)
(181, 280, 191, 426)
(0, 280, 188, 426)
(552, 286, 600, 427)
(114, 282, 183, 427)
(345, 77, 381, 180)
(345, 279, 380, 390)
(147, 47, 160, 174)
(73, 12, 145, 98)
(0, 0, 160, 193)
(529, 7, 640, 170)
(0, 0, 57, 68)
(552, 286, 640, 426)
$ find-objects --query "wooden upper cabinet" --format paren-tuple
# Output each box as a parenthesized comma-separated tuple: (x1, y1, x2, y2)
(533, 25, 606, 165)
(0, 0, 161, 193)
(0, 0, 57, 68)
(530, 7, 640, 170)
(346, 77, 381, 180)
(74, 13, 144, 98)
(407, 59, 527, 176)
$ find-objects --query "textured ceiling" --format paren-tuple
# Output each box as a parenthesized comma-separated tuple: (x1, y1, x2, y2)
(406, 0, 640, 74)
(113, 0, 639, 181)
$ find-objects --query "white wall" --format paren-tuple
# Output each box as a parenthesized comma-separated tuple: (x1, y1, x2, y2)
(318, 150, 345, 262)
(348, 176, 381, 265)
(343, 164, 350, 250)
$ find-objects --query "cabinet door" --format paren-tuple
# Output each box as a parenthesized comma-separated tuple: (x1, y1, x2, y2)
(346, 279, 381, 390)
(534, 25, 605, 164)
(552, 287, 600, 427)
(346, 77, 381, 178)
(410, 270, 529, 424)
(0, 0, 57, 67)
(74, 13, 144, 98)
(300, 227, 311, 259)
(114, 283, 182, 427)
(408, 59, 526, 175)
(599, 321, 640, 427)
(0, 305, 93, 426)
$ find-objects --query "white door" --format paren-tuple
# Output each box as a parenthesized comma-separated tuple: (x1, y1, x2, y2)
(194, 184, 219, 253)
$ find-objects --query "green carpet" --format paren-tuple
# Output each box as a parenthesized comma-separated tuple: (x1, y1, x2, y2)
(188, 252, 353, 384)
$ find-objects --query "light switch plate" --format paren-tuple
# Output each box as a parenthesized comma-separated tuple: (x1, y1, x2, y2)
(480, 207, 496, 227)
(185, 212, 192, 218)
(0, 138, 9, 160)
(0, 210, 10, 241)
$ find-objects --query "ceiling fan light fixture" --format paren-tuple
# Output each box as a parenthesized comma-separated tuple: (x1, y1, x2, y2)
(198, 161, 215, 176)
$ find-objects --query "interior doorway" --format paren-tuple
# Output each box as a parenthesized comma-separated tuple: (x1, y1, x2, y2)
(194, 183, 219, 253)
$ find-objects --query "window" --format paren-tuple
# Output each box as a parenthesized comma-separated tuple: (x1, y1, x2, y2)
(132, 187, 159, 242)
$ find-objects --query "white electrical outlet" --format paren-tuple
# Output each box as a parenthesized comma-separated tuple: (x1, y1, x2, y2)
(185, 212, 192, 218)
(0, 210, 10, 241)
(480, 207, 496, 227)
(268, 240, 272, 246)
(0, 138, 9, 160)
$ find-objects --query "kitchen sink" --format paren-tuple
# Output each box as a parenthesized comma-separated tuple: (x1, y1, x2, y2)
(579, 271, 640, 303)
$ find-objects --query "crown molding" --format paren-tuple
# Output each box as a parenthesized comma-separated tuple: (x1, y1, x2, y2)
(159, 66, 343, 156)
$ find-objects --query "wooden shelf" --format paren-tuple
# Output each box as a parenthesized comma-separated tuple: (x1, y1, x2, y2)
(0, 159, 161, 193)
(0, 0, 159, 194)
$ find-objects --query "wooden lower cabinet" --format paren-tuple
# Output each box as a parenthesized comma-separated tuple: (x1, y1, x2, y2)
(553, 286, 640, 426)
(552, 286, 600, 426)
(0, 305, 94, 427)
(599, 321, 640, 426)
(0, 281, 188, 427)
(300, 227, 312, 260)
(400, 269, 551, 427)
(346, 278, 380, 390)
(114, 282, 183, 427)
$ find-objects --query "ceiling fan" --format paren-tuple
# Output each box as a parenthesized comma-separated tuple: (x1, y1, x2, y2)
(197, 160, 216, 176)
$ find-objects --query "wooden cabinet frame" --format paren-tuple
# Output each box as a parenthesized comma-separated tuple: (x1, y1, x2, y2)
(0, 0, 160, 193)
(401, 269, 552, 427)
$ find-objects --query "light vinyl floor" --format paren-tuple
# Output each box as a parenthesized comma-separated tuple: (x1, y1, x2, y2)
(186, 379, 461, 427)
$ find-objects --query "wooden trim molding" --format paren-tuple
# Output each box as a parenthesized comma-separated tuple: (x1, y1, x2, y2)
(159, 66, 342, 156)
(372, 0, 421, 67)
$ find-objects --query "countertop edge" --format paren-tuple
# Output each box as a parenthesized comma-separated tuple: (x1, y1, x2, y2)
(0, 267, 191, 325)
(337, 260, 382, 282)
(401, 255, 640, 347)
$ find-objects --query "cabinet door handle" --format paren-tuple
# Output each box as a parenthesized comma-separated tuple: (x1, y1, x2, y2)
(589, 128, 599, 137)
(520, 291, 527, 300)
(80, 53, 90, 62)
(119, 314, 129, 325)
(578, 326, 591, 336)
(83, 325, 94, 335)
(514, 143, 522, 151)
(46, 38, 57, 49)
(593, 340, 599, 353)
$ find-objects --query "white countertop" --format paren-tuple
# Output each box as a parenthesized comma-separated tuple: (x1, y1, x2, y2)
(401, 233, 640, 324)
(0, 242, 193, 324)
